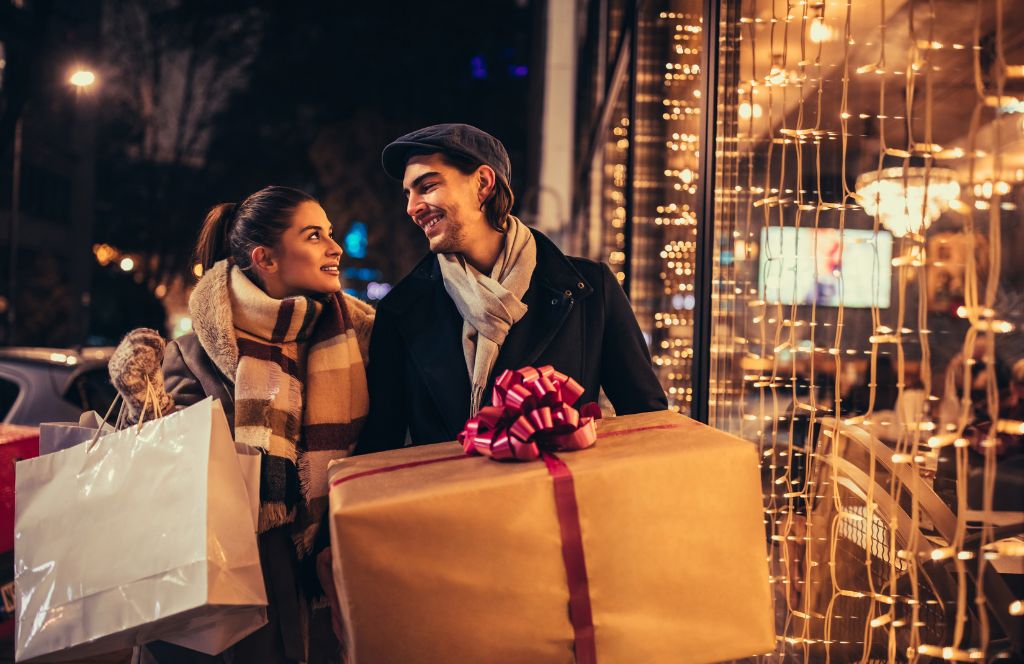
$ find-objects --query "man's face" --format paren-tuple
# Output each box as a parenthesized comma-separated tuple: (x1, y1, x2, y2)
(402, 153, 487, 254)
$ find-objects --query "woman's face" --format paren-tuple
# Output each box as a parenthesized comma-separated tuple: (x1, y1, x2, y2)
(260, 202, 343, 298)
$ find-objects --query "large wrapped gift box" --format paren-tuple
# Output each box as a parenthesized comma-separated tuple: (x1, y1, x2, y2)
(327, 409, 774, 664)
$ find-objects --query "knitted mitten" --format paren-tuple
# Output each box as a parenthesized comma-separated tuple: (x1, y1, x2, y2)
(108, 328, 174, 422)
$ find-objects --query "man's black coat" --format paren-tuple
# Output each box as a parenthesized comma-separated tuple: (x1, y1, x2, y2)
(355, 229, 668, 454)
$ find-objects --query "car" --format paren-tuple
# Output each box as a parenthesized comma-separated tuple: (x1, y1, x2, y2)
(0, 347, 117, 426)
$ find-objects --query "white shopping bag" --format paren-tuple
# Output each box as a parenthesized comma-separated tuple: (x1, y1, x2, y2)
(38, 411, 116, 455)
(14, 397, 268, 662)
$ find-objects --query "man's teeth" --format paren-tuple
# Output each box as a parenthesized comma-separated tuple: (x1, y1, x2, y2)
(424, 214, 443, 230)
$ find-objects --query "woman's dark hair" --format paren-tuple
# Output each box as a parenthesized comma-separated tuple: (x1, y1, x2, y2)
(435, 151, 514, 232)
(195, 185, 317, 274)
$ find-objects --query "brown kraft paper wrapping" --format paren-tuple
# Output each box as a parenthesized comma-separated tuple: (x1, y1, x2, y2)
(327, 409, 774, 664)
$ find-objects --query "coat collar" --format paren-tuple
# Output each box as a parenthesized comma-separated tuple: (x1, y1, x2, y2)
(402, 229, 592, 299)
(189, 260, 240, 379)
(394, 229, 593, 433)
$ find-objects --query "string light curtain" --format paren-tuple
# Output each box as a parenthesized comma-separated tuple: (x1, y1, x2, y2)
(648, 4, 704, 410)
(582, 1, 704, 412)
(708, 0, 1024, 661)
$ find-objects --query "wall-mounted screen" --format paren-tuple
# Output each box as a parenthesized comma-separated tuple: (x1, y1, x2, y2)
(759, 227, 893, 308)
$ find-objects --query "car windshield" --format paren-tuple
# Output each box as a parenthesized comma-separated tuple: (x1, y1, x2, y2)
(64, 368, 117, 416)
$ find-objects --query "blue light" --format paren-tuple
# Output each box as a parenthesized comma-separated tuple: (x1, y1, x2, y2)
(343, 267, 381, 282)
(470, 56, 488, 79)
(344, 222, 368, 259)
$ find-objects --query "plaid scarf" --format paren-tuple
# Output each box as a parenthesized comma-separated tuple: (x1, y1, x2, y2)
(228, 266, 368, 555)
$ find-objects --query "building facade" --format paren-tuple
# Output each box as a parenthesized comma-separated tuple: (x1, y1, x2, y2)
(535, 0, 1024, 659)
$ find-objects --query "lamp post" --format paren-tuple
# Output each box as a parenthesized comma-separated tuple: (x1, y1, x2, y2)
(68, 67, 97, 346)
(5, 68, 96, 346)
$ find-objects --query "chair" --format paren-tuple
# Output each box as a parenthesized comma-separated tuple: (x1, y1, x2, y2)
(782, 418, 1023, 661)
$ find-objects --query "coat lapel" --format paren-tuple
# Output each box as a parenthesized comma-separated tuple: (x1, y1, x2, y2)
(490, 230, 593, 387)
(399, 260, 472, 434)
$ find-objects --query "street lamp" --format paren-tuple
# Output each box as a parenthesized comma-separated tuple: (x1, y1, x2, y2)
(69, 69, 96, 88)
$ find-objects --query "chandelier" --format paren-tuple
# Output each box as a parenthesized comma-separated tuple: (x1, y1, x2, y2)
(854, 167, 960, 237)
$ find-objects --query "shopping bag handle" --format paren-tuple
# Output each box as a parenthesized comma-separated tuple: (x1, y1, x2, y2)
(86, 392, 123, 452)
(85, 378, 164, 452)
(135, 378, 164, 427)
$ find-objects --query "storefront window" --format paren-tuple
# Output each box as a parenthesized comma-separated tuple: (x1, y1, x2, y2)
(576, 0, 1023, 658)
(642, 4, 704, 412)
(709, 0, 1024, 659)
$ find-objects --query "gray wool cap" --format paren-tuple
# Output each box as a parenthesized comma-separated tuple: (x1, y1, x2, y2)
(381, 123, 511, 187)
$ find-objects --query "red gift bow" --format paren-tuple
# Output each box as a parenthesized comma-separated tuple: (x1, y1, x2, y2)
(458, 365, 603, 461)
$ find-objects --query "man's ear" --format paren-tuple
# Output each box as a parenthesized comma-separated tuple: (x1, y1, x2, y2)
(251, 245, 278, 274)
(476, 165, 497, 205)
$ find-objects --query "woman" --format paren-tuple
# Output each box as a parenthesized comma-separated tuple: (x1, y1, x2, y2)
(109, 185, 373, 664)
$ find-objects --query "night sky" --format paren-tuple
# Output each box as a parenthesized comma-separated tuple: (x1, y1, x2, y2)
(1, 0, 538, 345)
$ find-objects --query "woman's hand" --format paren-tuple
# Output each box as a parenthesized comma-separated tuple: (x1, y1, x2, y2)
(108, 328, 174, 421)
(316, 546, 346, 648)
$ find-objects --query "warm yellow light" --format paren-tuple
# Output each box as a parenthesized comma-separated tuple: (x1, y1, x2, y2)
(193, 263, 204, 278)
(69, 69, 96, 88)
(92, 243, 117, 266)
(855, 167, 960, 237)
(996, 420, 1024, 435)
(738, 102, 763, 119)
(809, 19, 833, 43)
(1010, 600, 1023, 616)
(119, 257, 135, 272)
(766, 66, 786, 86)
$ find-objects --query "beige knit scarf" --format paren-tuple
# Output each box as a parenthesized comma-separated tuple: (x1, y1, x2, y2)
(439, 215, 537, 415)
(228, 266, 368, 555)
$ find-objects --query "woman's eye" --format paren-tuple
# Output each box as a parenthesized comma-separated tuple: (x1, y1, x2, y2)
(309, 232, 320, 240)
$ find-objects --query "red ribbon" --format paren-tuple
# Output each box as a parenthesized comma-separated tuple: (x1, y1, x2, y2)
(458, 365, 602, 461)
(542, 451, 597, 664)
(457, 365, 602, 663)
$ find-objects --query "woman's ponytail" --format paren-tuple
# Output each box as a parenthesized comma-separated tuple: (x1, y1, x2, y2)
(195, 202, 240, 273)
(193, 186, 316, 278)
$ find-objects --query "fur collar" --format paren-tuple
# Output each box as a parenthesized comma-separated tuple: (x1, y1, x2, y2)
(189, 260, 239, 380)
(188, 260, 376, 381)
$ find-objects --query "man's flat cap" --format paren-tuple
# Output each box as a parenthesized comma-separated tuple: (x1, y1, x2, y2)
(382, 123, 511, 186)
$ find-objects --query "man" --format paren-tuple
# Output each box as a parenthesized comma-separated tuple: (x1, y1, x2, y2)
(355, 123, 666, 454)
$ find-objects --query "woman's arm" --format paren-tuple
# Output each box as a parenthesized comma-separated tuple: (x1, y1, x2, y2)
(162, 338, 207, 410)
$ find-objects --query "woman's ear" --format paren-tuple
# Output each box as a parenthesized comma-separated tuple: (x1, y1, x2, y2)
(251, 246, 277, 274)
(476, 165, 497, 206)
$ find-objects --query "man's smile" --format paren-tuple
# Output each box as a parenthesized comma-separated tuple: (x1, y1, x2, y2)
(416, 210, 446, 235)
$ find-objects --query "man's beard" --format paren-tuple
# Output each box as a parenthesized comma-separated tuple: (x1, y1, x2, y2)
(429, 216, 465, 254)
